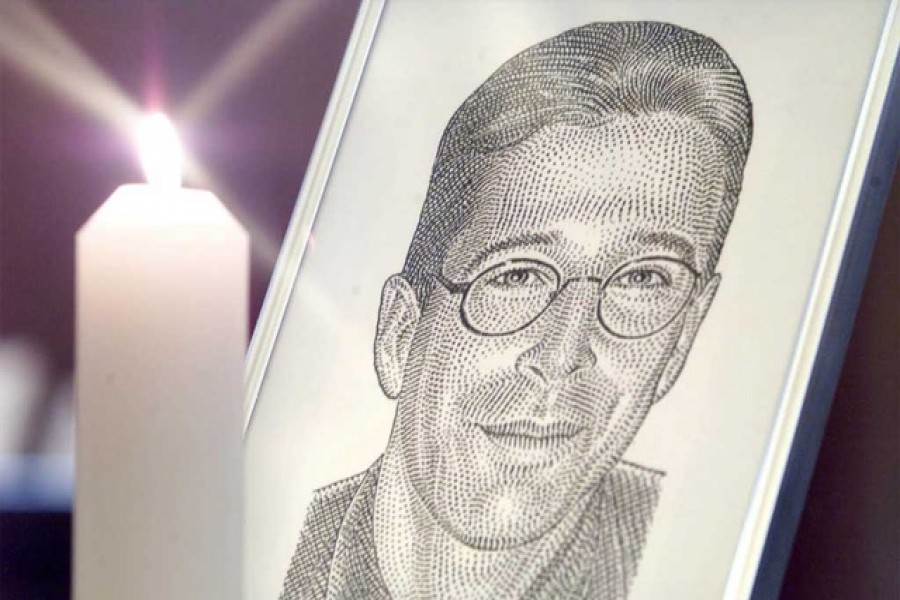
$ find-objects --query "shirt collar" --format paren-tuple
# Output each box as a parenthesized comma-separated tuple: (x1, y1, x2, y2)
(325, 459, 390, 599)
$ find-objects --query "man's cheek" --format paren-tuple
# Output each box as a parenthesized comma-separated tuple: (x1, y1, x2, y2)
(465, 339, 526, 375)
(604, 337, 675, 395)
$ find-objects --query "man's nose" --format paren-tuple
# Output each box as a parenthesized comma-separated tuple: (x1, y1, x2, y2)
(515, 281, 599, 386)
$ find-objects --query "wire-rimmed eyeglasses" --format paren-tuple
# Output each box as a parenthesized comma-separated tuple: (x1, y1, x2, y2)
(433, 256, 699, 339)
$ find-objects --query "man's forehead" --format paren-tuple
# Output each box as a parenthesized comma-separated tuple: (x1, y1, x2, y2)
(444, 116, 725, 275)
(458, 223, 698, 275)
(498, 116, 720, 200)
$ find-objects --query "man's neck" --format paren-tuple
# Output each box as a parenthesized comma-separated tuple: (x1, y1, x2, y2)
(372, 440, 598, 599)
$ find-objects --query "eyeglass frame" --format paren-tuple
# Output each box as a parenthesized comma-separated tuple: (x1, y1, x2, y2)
(432, 256, 702, 340)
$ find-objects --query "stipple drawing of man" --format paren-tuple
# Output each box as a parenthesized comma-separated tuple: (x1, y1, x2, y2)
(282, 20, 752, 599)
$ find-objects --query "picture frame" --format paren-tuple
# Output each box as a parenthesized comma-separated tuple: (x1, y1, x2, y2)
(244, 2, 900, 598)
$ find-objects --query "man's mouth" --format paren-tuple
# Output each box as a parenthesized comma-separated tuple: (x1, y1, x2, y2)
(476, 420, 584, 453)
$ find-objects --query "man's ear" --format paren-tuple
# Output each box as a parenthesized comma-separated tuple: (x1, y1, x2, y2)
(654, 274, 721, 403)
(374, 274, 421, 399)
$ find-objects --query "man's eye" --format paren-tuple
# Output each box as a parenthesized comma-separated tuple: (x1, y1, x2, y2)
(489, 268, 547, 288)
(613, 268, 669, 288)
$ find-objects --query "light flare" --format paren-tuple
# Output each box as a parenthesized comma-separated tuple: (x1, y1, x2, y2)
(0, 0, 141, 131)
(0, 0, 304, 268)
(137, 113, 183, 190)
(178, 0, 317, 124)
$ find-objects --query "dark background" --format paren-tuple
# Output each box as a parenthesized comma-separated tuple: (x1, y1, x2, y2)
(0, 1, 897, 598)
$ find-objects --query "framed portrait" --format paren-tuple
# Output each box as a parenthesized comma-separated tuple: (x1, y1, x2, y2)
(244, 1, 900, 598)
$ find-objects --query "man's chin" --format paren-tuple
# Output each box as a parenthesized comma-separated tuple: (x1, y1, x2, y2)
(433, 484, 581, 551)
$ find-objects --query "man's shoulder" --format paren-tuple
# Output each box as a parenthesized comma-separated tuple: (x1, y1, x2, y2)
(308, 471, 368, 531)
(309, 471, 369, 526)
(280, 467, 374, 600)
(608, 460, 664, 498)
(605, 460, 664, 527)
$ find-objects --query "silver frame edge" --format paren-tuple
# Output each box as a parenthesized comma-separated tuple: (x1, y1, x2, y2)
(242, 0, 387, 436)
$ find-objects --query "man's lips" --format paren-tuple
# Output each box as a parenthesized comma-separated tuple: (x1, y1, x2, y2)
(476, 420, 585, 452)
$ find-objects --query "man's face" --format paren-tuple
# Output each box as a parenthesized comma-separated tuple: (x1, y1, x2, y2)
(378, 114, 726, 549)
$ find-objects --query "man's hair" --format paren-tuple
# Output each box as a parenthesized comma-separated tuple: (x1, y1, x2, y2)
(401, 21, 753, 304)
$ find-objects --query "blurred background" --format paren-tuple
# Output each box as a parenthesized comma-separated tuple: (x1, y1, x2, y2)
(0, 1, 896, 598)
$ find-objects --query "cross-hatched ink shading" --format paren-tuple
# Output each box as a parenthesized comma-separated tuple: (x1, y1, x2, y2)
(281, 20, 752, 599)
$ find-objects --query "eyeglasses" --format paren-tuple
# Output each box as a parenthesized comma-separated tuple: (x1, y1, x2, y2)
(434, 257, 699, 339)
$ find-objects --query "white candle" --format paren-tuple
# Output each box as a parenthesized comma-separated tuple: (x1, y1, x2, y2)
(75, 114, 246, 600)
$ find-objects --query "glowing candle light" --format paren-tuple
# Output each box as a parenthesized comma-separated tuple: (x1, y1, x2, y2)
(76, 113, 246, 600)
(137, 112, 183, 190)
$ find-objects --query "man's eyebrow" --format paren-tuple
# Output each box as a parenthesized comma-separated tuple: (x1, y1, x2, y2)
(463, 231, 560, 274)
(630, 231, 697, 264)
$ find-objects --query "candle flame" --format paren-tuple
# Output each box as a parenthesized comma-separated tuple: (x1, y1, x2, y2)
(137, 113, 183, 190)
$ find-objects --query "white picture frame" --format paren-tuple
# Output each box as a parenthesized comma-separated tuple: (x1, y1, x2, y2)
(244, 2, 900, 598)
